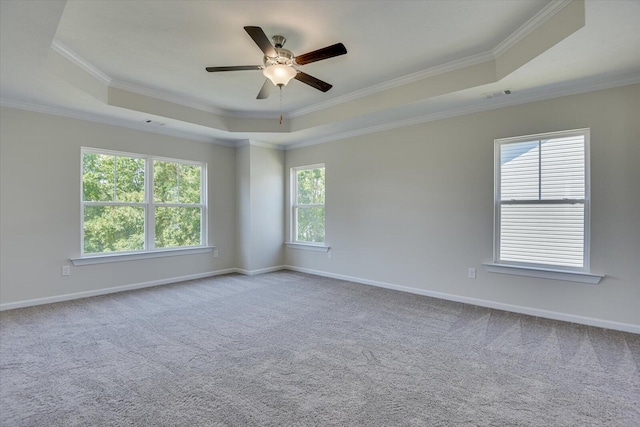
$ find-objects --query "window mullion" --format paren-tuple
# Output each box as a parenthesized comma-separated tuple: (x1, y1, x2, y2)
(501, 199, 585, 205)
(113, 156, 117, 202)
(147, 158, 155, 251)
(538, 140, 542, 201)
(176, 164, 181, 204)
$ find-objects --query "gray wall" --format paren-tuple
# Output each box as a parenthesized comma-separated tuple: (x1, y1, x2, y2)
(285, 84, 640, 327)
(0, 108, 237, 304)
(2, 84, 638, 329)
(235, 144, 251, 271)
(235, 143, 285, 272)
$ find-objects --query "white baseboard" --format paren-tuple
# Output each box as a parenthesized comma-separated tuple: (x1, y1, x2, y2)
(0, 269, 237, 311)
(0, 265, 281, 311)
(235, 265, 286, 276)
(283, 265, 640, 334)
(3, 264, 638, 334)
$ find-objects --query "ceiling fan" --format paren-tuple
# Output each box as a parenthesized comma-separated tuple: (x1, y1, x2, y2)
(206, 26, 347, 99)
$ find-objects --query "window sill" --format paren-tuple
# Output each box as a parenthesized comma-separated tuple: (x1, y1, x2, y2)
(71, 246, 215, 266)
(482, 263, 603, 284)
(284, 242, 330, 252)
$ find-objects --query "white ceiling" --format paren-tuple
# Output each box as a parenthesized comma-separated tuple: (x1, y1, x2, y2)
(1, 0, 639, 147)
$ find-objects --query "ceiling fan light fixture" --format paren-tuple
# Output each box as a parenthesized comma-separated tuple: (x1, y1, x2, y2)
(263, 64, 297, 86)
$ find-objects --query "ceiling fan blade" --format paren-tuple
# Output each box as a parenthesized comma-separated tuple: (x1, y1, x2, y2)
(244, 26, 277, 58)
(294, 43, 347, 65)
(256, 79, 272, 99)
(206, 66, 261, 72)
(294, 72, 333, 92)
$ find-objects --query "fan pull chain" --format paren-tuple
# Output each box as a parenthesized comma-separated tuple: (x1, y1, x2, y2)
(279, 85, 283, 125)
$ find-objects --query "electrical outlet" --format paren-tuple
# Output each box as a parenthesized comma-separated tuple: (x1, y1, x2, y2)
(327, 250, 332, 260)
(61, 266, 71, 276)
(468, 268, 476, 279)
(213, 249, 218, 258)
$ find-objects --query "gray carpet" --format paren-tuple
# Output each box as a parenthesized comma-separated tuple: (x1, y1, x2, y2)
(1, 271, 639, 426)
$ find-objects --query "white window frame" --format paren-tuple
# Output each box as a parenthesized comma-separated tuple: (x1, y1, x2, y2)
(485, 129, 603, 284)
(77, 147, 209, 263)
(289, 164, 327, 248)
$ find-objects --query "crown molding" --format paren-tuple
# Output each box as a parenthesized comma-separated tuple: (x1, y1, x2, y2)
(50, 39, 253, 119)
(47, 1, 579, 124)
(235, 139, 285, 150)
(110, 78, 288, 120)
(50, 40, 112, 86)
(288, 51, 494, 119)
(0, 98, 236, 146)
(109, 79, 234, 117)
(493, 0, 574, 57)
(285, 73, 640, 150)
(3, 73, 637, 151)
(250, 140, 286, 150)
(289, 0, 576, 120)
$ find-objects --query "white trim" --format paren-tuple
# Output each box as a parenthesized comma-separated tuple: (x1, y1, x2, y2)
(47, 1, 570, 122)
(236, 139, 286, 150)
(72, 246, 215, 266)
(2, 74, 638, 151)
(282, 266, 637, 334)
(79, 148, 208, 258)
(235, 265, 286, 276)
(493, 128, 591, 273)
(0, 269, 236, 312)
(50, 40, 112, 86)
(285, 74, 640, 150)
(483, 263, 603, 284)
(288, 52, 493, 118)
(109, 79, 233, 117)
(290, 164, 326, 244)
(288, 0, 572, 119)
(1, 265, 633, 332)
(284, 242, 330, 252)
(50, 40, 232, 118)
(492, 0, 573, 57)
(111, 81, 286, 120)
(250, 140, 285, 150)
(0, 99, 234, 145)
(51, 40, 279, 121)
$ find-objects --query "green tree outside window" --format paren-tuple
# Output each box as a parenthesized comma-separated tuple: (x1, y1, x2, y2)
(294, 166, 325, 243)
(82, 150, 205, 254)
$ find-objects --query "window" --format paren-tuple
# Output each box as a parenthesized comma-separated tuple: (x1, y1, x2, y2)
(81, 148, 206, 256)
(494, 129, 589, 271)
(291, 164, 325, 244)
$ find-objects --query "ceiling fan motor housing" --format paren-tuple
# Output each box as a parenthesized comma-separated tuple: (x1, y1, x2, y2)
(271, 35, 286, 48)
(264, 46, 294, 67)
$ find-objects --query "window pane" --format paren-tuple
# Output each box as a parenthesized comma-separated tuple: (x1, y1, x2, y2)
(154, 161, 179, 203)
(179, 164, 201, 204)
(116, 156, 145, 202)
(500, 141, 539, 201)
(155, 207, 201, 248)
(296, 206, 325, 243)
(500, 204, 584, 268)
(297, 168, 325, 204)
(541, 136, 585, 200)
(83, 153, 115, 202)
(83, 206, 144, 254)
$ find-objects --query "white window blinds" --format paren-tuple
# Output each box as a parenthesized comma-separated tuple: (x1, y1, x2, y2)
(495, 131, 589, 270)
